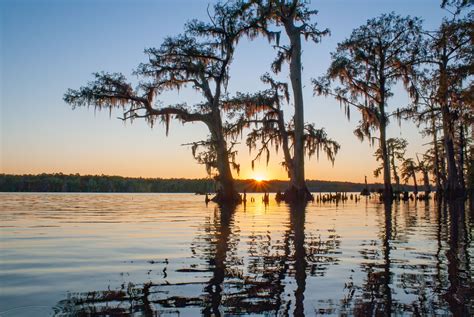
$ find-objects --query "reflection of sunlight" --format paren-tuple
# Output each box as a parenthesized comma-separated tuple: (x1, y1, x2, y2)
(242, 193, 275, 216)
(255, 197, 267, 215)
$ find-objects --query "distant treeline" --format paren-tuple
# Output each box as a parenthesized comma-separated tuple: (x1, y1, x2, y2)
(0, 173, 415, 193)
(0, 174, 213, 193)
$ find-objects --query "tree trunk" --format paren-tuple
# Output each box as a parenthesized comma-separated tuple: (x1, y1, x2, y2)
(210, 112, 240, 204)
(379, 118, 393, 201)
(432, 116, 443, 193)
(390, 150, 400, 194)
(470, 126, 474, 205)
(278, 110, 296, 180)
(422, 170, 430, 197)
(441, 106, 462, 198)
(439, 59, 462, 199)
(378, 51, 392, 202)
(214, 142, 239, 203)
(458, 123, 466, 195)
(285, 22, 308, 201)
(412, 171, 418, 196)
(439, 139, 448, 189)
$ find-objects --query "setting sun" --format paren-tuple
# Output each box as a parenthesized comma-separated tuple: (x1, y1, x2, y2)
(253, 175, 266, 182)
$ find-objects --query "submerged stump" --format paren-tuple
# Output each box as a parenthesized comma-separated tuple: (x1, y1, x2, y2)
(280, 186, 314, 204)
(210, 190, 242, 204)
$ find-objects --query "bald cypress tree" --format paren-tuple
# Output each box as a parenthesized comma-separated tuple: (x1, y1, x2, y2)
(233, 0, 332, 201)
(374, 138, 408, 195)
(397, 0, 472, 199)
(314, 13, 422, 201)
(64, 2, 263, 203)
(223, 74, 339, 202)
(419, 3, 472, 198)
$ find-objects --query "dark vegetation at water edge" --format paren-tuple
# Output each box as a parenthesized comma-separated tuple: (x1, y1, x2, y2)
(0, 174, 214, 193)
(0, 173, 412, 193)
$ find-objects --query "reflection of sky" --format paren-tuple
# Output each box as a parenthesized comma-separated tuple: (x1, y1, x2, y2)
(1, 0, 447, 182)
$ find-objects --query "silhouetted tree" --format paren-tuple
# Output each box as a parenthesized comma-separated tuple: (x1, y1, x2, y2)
(416, 154, 432, 196)
(64, 2, 265, 203)
(314, 13, 422, 201)
(417, 2, 472, 198)
(224, 74, 339, 202)
(401, 74, 446, 193)
(239, 0, 332, 201)
(400, 158, 418, 195)
(374, 138, 407, 194)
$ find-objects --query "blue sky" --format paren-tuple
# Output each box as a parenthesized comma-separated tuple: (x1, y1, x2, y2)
(1, 0, 448, 182)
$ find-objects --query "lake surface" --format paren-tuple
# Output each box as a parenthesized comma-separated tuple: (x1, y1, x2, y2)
(0, 193, 472, 316)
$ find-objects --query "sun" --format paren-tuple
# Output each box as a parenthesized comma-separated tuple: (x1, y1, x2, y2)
(253, 175, 266, 182)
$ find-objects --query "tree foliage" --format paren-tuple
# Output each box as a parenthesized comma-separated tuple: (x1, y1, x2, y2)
(224, 74, 340, 179)
(64, 1, 269, 202)
(225, 0, 337, 199)
(314, 12, 422, 141)
(314, 12, 423, 199)
(398, 2, 473, 197)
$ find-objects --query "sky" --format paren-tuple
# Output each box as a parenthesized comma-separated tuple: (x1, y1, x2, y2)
(1, 0, 449, 183)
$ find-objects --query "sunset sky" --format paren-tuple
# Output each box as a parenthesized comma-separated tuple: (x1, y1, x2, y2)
(1, 0, 448, 183)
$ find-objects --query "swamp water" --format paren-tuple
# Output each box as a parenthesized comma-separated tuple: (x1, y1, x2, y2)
(0, 193, 472, 316)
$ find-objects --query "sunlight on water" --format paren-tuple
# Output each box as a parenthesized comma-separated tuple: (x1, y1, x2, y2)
(0, 193, 472, 316)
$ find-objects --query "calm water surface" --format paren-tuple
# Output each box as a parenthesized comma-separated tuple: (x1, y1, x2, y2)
(0, 193, 472, 316)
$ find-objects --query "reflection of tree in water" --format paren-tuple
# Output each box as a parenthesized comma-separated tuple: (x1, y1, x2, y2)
(53, 202, 343, 316)
(54, 204, 252, 316)
(341, 200, 473, 316)
(444, 200, 472, 316)
(243, 202, 342, 316)
(52, 199, 472, 316)
(396, 200, 473, 316)
(197, 202, 342, 316)
(340, 203, 394, 316)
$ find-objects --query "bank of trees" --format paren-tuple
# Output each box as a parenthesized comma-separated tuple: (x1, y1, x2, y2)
(0, 174, 397, 193)
(413, 2, 472, 199)
(314, 13, 423, 200)
(65, 0, 472, 204)
(0, 173, 214, 193)
(315, 1, 472, 201)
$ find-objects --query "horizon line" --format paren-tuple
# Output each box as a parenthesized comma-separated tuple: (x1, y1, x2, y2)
(1, 172, 386, 185)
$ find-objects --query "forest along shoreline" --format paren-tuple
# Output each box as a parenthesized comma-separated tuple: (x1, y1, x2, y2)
(0, 174, 416, 194)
